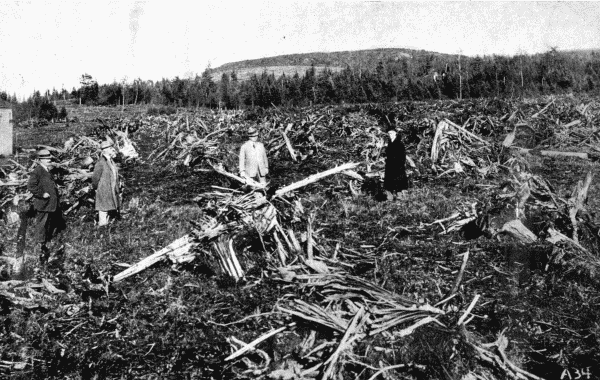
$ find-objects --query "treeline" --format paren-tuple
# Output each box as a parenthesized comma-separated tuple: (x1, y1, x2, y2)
(1, 90, 67, 126)
(4, 48, 600, 117)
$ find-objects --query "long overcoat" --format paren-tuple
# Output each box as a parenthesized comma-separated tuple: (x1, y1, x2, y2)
(239, 141, 269, 178)
(384, 136, 408, 192)
(92, 155, 121, 211)
(27, 165, 59, 212)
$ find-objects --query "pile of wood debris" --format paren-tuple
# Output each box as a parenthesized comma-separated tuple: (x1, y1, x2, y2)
(0, 127, 138, 259)
(3, 96, 600, 378)
(110, 96, 600, 378)
(126, 97, 599, 196)
(111, 158, 549, 379)
(144, 111, 242, 168)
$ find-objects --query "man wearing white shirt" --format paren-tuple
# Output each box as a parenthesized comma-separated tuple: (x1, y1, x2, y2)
(239, 127, 269, 184)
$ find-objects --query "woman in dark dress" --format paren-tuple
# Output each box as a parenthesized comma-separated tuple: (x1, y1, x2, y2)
(384, 128, 408, 200)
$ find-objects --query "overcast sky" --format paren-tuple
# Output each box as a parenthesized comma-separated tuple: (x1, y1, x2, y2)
(1, 1, 599, 99)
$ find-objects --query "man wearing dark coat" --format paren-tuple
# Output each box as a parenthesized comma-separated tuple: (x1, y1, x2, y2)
(27, 149, 65, 260)
(384, 128, 409, 200)
(92, 140, 121, 226)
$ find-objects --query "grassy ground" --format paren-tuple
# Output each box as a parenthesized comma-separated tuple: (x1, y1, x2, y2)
(1, 100, 600, 379)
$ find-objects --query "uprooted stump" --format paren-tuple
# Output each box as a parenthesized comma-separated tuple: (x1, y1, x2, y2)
(112, 162, 359, 282)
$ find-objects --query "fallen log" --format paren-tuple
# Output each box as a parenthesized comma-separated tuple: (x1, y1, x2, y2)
(511, 147, 595, 160)
(210, 163, 265, 189)
(497, 219, 537, 243)
(546, 227, 590, 255)
(531, 98, 554, 119)
(274, 163, 359, 197)
(8, 159, 28, 171)
(341, 170, 363, 181)
(444, 119, 489, 145)
(113, 235, 194, 282)
(0, 181, 26, 187)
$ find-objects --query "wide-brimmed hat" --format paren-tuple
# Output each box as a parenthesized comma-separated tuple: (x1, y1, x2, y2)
(37, 149, 53, 160)
(100, 140, 114, 150)
(247, 127, 259, 137)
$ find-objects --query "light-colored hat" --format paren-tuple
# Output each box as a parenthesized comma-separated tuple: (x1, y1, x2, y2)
(37, 149, 53, 160)
(247, 127, 259, 137)
(100, 140, 114, 150)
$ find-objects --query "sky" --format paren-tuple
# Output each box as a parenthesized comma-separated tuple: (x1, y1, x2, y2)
(0, 1, 599, 99)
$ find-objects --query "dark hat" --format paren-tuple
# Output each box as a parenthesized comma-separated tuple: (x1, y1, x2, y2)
(37, 149, 53, 160)
(247, 127, 258, 137)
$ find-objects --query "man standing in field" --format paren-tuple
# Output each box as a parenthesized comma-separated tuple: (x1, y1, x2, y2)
(239, 126, 269, 185)
(92, 140, 121, 226)
(27, 149, 65, 262)
(384, 128, 409, 200)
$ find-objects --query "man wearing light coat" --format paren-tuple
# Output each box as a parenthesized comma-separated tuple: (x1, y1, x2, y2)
(92, 140, 121, 226)
(239, 127, 269, 184)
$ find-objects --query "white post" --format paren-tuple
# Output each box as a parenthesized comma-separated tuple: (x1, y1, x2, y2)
(0, 108, 13, 156)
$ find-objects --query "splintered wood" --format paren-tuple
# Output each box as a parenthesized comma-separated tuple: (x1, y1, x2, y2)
(5, 97, 600, 380)
(212, 237, 244, 281)
(112, 235, 194, 282)
(568, 170, 594, 243)
(0, 127, 139, 218)
(112, 162, 360, 283)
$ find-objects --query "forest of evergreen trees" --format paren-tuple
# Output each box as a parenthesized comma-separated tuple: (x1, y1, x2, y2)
(2, 48, 600, 123)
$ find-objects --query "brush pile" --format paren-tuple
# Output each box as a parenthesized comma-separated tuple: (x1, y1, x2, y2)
(144, 111, 242, 168)
(112, 160, 544, 379)
(181, 97, 600, 378)
(113, 95, 600, 287)
(0, 126, 138, 230)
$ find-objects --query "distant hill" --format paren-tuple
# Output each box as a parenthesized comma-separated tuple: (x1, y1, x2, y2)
(210, 47, 600, 81)
(210, 48, 453, 80)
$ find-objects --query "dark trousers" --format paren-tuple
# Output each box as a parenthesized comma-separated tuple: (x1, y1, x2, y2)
(33, 209, 65, 245)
